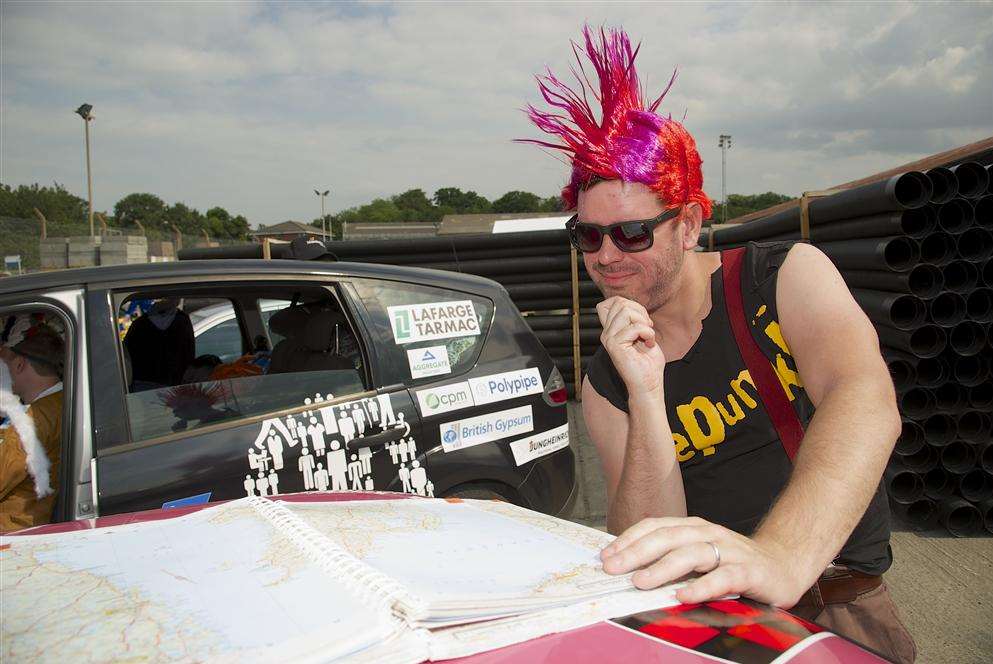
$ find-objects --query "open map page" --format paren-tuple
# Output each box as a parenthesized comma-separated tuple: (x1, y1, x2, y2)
(0, 501, 406, 664)
(283, 498, 643, 625)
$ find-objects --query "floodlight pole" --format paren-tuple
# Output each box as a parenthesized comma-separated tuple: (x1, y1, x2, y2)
(315, 189, 330, 241)
(76, 104, 95, 237)
(718, 134, 732, 224)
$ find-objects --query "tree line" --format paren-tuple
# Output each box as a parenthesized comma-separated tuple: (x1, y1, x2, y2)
(1, 181, 793, 242)
(313, 187, 793, 234)
(0, 183, 251, 240)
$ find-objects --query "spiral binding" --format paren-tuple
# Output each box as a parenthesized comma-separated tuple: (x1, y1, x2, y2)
(247, 497, 427, 622)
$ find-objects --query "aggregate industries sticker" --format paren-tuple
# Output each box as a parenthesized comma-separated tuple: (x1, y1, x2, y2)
(406, 345, 452, 379)
(510, 424, 570, 465)
(439, 405, 534, 453)
(389, 301, 479, 344)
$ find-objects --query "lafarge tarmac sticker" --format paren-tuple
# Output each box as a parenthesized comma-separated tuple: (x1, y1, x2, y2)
(439, 405, 534, 453)
(468, 367, 542, 405)
(389, 300, 479, 344)
(510, 424, 570, 465)
(406, 345, 452, 379)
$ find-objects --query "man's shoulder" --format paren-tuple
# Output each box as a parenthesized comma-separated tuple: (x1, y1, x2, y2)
(28, 391, 62, 446)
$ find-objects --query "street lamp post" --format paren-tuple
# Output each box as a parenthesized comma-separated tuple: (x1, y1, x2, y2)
(76, 104, 95, 237)
(718, 134, 732, 224)
(314, 189, 330, 241)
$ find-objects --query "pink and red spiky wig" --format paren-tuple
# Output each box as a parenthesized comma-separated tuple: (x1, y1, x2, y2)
(520, 26, 712, 218)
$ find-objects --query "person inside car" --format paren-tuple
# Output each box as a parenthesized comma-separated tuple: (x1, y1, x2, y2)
(0, 324, 65, 532)
(123, 297, 195, 390)
(522, 26, 915, 663)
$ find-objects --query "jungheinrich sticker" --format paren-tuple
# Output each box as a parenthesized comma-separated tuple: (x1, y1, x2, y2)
(406, 345, 452, 379)
(415, 382, 474, 416)
(388, 300, 479, 344)
(469, 367, 543, 406)
(509, 424, 570, 466)
(439, 405, 534, 453)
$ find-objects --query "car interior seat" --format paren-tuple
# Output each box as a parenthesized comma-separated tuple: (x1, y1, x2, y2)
(267, 304, 354, 374)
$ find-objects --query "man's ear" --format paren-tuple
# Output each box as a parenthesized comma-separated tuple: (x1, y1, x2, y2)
(679, 203, 704, 251)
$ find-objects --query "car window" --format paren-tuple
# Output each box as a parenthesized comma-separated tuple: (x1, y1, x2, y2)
(116, 285, 368, 442)
(192, 303, 242, 362)
(350, 278, 492, 384)
(0, 305, 73, 522)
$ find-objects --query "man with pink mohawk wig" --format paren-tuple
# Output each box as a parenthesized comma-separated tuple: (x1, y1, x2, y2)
(523, 26, 914, 662)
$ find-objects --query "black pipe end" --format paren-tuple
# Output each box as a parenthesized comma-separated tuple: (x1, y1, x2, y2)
(975, 195, 993, 230)
(950, 162, 991, 199)
(926, 167, 959, 204)
(957, 228, 993, 262)
(942, 260, 979, 294)
(883, 236, 922, 271)
(891, 171, 933, 209)
(920, 232, 956, 266)
(937, 198, 975, 234)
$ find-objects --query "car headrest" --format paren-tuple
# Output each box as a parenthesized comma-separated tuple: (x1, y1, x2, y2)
(268, 305, 346, 350)
(267, 304, 307, 337)
(298, 309, 341, 351)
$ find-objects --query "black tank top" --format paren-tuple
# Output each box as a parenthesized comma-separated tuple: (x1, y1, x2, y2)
(586, 242, 892, 575)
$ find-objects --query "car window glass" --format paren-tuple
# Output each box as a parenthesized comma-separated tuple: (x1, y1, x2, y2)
(350, 278, 492, 383)
(191, 302, 242, 363)
(116, 286, 368, 442)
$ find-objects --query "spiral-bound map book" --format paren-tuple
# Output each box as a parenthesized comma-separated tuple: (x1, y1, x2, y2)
(1, 497, 682, 663)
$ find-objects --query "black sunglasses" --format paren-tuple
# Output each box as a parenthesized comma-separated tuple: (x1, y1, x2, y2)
(566, 207, 682, 253)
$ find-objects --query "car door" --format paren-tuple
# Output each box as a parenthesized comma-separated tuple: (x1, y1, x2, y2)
(90, 275, 422, 516)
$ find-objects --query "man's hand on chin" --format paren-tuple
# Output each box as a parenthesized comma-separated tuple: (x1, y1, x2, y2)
(599, 516, 812, 609)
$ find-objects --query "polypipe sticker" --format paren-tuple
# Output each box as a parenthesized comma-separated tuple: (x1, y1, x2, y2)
(468, 367, 543, 406)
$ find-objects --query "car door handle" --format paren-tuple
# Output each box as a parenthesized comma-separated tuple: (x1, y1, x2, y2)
(346, 427, 405, 451)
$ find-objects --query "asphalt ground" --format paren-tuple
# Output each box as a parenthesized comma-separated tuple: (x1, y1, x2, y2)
(562, 402, 993, 664)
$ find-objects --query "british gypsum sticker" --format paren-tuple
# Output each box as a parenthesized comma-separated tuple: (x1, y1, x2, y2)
(439, 405, 534, 453)
(388, 300, 480, 344)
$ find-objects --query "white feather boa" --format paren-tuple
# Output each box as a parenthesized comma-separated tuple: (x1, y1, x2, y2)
(0, 386, 53, 499)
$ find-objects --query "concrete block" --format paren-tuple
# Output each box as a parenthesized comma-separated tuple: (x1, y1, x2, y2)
(39, 238, 68, 269)
(147, 241, 175, 257)
(68, 250, 99, 267)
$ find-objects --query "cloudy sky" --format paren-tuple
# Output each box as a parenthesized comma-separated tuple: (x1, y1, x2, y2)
(1, 2, 990, 226)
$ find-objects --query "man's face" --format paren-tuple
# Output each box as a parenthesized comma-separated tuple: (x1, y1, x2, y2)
(576, 180, 688, 312)
(0, 349, 27, 400)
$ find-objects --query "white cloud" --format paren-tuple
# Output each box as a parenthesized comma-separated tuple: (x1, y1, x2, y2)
(1, 1, 991, 225)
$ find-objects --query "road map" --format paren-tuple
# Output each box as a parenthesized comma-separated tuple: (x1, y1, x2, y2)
(0, 501, 396, 663)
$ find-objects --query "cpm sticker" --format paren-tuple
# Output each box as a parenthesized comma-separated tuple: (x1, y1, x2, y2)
(510, 424, 570, 465)
(439, 405, 534, 453)
(388, 301, 479, 344)
(469, 367, 543, 406)
(406, 345, 452, 379)
(416, 382, 474, 416)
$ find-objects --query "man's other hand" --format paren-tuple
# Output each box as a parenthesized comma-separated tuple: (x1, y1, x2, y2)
(599, 516, 808, 609)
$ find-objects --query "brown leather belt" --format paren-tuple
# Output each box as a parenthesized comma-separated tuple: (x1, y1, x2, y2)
(795, 569, 883, 615)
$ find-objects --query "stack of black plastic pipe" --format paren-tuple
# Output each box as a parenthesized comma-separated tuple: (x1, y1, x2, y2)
(179, 228, 604, 395)
(704, 162, 993, 537)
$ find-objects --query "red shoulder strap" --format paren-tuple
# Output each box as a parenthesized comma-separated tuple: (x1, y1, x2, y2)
(721, 247, 804, 462)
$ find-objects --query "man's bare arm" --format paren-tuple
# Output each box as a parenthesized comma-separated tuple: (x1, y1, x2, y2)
(583, 379, 686, 535)
(750, 242, 901, 587)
